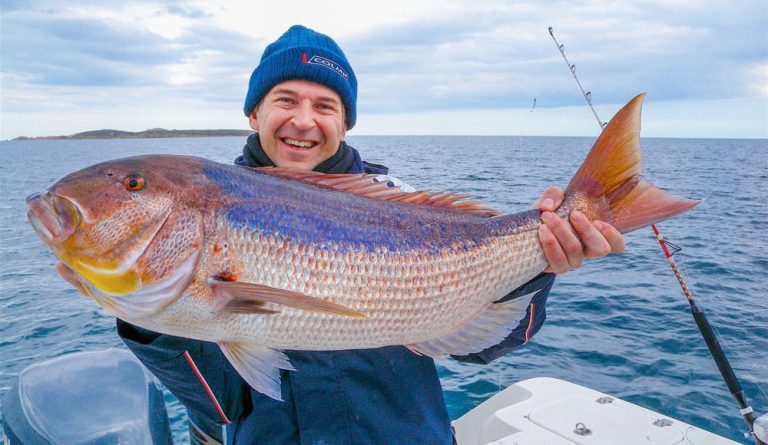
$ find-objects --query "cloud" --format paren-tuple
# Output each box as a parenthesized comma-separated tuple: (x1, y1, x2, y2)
(337, 0, 767, 115)
(1, 3, 259, 122)
(164, 2, 212, 19)
(0, 6, 259, 87)
(0, 0, 765, 139)
(2, 16, 172, 86)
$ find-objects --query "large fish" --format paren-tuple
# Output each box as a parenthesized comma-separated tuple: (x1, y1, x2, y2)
(27, 94, 698, 400)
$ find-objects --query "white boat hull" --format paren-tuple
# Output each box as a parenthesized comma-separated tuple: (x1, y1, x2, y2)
(453, 377, 740, 445)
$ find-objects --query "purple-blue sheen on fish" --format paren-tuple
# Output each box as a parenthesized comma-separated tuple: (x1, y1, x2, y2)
(26, 94, 698, 399)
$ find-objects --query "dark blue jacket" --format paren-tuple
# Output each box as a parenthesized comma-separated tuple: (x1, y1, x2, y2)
(118, 140, 554, 444)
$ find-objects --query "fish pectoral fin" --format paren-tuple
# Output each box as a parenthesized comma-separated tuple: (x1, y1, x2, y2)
(409, 290, 539, 357)
(209, 279, 366, 318)
(218, 342, 294, 401)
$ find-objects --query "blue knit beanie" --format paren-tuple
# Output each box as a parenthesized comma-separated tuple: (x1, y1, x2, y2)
(243, 25, 357, 129)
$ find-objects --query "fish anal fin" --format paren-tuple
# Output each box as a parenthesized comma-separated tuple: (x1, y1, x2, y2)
(409, 290, 538, 357)
(256, 167, 502, 217)
(218, 342, 293, 401)
(209, 279, 365, 318)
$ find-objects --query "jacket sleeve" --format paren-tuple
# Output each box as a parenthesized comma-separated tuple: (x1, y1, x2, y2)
(116, 320, 251, 436)
(451, 272, 555, 364)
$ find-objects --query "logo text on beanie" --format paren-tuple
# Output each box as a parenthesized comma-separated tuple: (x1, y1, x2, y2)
(306, 55, 349, 80)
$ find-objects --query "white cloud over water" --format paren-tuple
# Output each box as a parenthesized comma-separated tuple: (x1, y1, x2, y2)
(1, 0, 766, 139)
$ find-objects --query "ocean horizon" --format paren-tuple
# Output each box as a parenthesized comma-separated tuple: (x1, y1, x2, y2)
(6, 132, 768, 143)
(1, 135, 766, 443)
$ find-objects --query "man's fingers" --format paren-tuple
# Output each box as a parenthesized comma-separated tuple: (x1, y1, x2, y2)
(541, 211, 583, 271)
(570, 211, 611, 258)
(539, 210, 627, 275)
(539, 223, 568, 274)
(594, 221, 625, 254)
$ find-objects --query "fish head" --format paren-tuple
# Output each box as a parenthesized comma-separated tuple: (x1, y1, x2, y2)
(26, 155, 207, 318)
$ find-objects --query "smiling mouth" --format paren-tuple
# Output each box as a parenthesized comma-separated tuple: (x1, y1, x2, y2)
(282, 137, 317, 150)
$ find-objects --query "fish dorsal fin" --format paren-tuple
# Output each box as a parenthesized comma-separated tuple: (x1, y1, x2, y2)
(257, 167, 503, 217)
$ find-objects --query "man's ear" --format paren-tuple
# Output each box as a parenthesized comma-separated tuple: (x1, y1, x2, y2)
(248, 110, 259, 131)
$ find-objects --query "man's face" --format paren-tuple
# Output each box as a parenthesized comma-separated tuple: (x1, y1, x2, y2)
(249, 80, 347, 171)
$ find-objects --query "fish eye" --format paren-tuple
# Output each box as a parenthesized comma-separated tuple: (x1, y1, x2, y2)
(124, 174, 145, 191)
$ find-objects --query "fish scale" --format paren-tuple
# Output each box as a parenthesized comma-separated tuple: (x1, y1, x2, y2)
(195, 216, 546, 350)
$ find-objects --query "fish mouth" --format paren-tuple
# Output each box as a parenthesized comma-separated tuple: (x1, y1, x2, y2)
(26, 192, 81, 244)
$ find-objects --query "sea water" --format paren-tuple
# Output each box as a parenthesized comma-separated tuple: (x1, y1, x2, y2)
(0, 135, 766, 443)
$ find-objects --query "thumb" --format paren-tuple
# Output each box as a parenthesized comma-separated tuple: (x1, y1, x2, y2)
(534, 186, 565, 211)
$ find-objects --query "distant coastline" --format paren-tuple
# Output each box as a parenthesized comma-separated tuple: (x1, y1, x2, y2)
(13, 128, 253, 141)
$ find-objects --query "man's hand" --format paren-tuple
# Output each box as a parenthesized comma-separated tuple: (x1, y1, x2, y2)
(535, 186, 625, 274)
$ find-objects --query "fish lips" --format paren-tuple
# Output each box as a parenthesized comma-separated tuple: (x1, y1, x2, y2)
(26, 192, 80, 243)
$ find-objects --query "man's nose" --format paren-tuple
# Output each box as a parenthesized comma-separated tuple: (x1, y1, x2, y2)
(291, 102, 315, 130)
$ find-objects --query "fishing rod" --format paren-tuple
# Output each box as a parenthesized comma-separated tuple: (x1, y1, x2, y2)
(547, 26, 767, 445)
(548, 27, 606, 130)
(651, 227, 765, 444)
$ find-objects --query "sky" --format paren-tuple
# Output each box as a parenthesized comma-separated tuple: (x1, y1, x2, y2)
(1, 0, 766, 140)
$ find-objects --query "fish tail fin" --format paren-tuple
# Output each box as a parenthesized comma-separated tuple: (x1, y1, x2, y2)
(564, 93, 699, 233)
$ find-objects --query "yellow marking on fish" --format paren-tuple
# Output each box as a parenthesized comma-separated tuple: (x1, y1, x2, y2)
(69, 258, 140, 295)
(57, 236, 142, 295)
(60, 253, 138, 295)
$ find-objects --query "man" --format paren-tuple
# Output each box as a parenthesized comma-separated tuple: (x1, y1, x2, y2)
(119, 25, 624, 444)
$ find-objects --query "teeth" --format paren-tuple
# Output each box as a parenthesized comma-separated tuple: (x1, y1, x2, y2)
(285, 138, 313, 148)
(284, 138, 314, 148)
